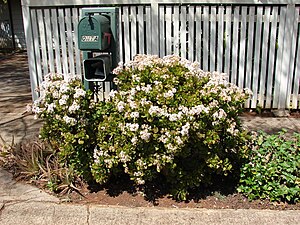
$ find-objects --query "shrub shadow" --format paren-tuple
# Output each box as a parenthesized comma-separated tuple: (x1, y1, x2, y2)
(87, 173, 137, 197)
(85, 172, 239, 205)
(187, 174, 240, 203)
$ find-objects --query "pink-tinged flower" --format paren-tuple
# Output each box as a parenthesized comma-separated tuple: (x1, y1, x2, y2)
(126, 123, 139, 132)
(59, 98, 67, 106)
(130, 111, 139, 119)
(128, 100, 137, 109)
(141, 84, 152, 93)
(140, 129, 151, 141)
(47, 103, 55, 113)
(131, 136, 138, 145)
(59, 83, 69, 93)
(149, 105, 164, 116)
(117, 101, 126, 112)
(169, 113, 182, 121)
(212, 109, 227, 120)
(69, 102, 80, 112)
(180, 123, 190, 136)
(109, 90, 118, 98)
(163, 90, 174, 98)
(74, 88, 86, 98)
(244, 88, 253, 96)
(63, 116, 76, 125)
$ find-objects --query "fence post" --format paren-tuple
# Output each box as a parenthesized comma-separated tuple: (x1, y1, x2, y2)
(277, 4, 297, 110)
(21, 1, 38, 100)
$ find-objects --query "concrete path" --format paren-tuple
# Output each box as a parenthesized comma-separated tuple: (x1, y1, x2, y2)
(1, 53, 300, 224)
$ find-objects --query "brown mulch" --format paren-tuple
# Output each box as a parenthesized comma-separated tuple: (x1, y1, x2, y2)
(66, 183, 300, 210)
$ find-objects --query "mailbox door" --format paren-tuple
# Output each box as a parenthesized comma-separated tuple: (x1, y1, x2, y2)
(78, 17, 101, 50)
(83, 54, 112, 82)
(78, 15, 111, 50)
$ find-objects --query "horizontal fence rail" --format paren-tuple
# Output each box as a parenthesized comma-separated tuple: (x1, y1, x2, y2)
(22, 0, 300, 110)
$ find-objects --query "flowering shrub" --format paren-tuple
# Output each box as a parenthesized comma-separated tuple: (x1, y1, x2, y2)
(31, 73, 101, 179)
(92, 55, 253, 200)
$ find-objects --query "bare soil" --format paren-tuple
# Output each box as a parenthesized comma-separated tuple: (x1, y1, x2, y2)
(66, 181, 300, 210)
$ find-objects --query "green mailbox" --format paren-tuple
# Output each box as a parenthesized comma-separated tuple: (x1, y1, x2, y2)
(78, 15, 111, 51)
(77, 7, 119, 89)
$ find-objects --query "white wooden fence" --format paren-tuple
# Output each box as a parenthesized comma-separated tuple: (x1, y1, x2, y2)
(22, 0, 300, 110)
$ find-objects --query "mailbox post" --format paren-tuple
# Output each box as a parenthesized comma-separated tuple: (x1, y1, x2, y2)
(78, 7, 118, 90)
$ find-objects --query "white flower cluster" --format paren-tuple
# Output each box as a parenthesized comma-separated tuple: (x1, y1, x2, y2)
(117, 101, 126, 112)
(149, 105, 165, 116)
(74, 87, 86, 98)
(69, 102, 80, 113)
(63, 115, 76, 125)
(212, 109, 227, 120)
(30, 73, 91, 129)
(140, 124, 151, 141)
(130, 111, 139, 119)
(163, 88, 177, 98)
(180, 123, 190, 136)
(112, 61, 124, 75)
(126, 123, 139, 132)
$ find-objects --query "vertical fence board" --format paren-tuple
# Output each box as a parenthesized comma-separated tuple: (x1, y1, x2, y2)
(51, 8, 62, 74)
(44, 9, 55, 73)
(65, 8, 75, 75)
(137, 6, 144, 54)
(195, 6, 201, 63)
(180, 6, 187, 58)
(159, 6, 165, 57)
(203, 6, 209, 71)
(165, 6, 172, 55)
(104, 81, 111, 100)
(188, 6, 195, 61)
(245, 7, 255, 108)
(231, 6, 239, 84)
(72, 8, 81, 76)
(293, 14, 300, 108)
(131, 6, 137, 57)
(266, 7, 278, 108)
(58, 8, 68, 75)
(146, 6, 151, 54)
(251, 7, 263, 108)
(37, 9, 48, 75)
(173, 6, 180, 55)
(217, 6, 224, 72)
(286, 6, 298, 108)
(274, 7, 287, 109)
(251, 7, 263, 109)
(238, 6, 247, 88)
(123, 7, 131, 61)
(119, 7, 124, 62)
(259, 7, 271, 107)
(210, 6, 217, 71)
(151, 3, 159, 55)
(224, 6, 232, 75)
